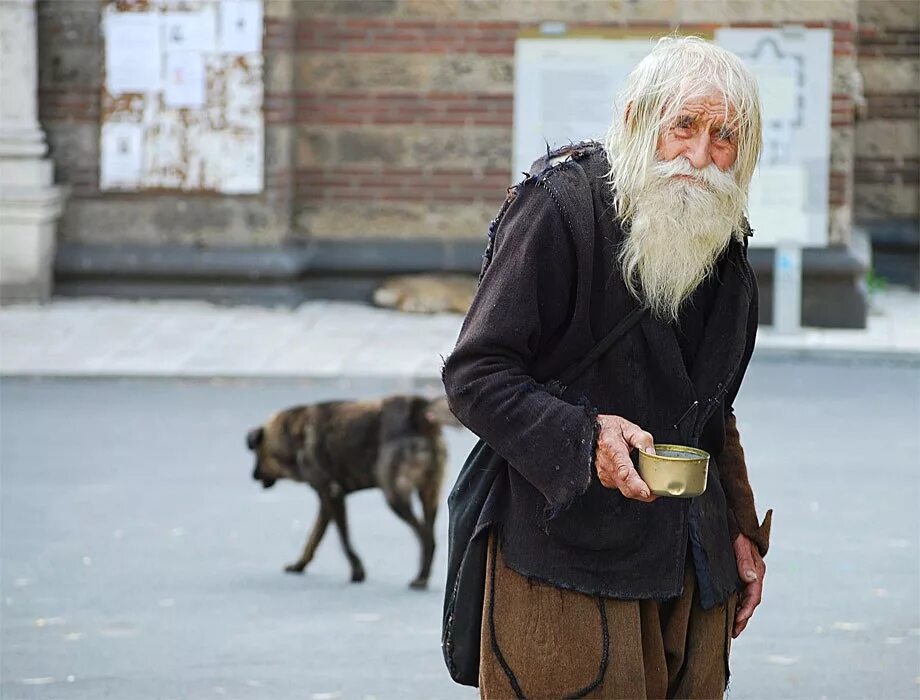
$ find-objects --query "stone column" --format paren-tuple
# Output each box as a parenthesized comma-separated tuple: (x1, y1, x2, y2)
(0, 0, 67, 303)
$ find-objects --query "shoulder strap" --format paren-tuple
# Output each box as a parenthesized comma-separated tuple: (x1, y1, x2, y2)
(546, 305, 648, 398)
(537, 147, 647, 399)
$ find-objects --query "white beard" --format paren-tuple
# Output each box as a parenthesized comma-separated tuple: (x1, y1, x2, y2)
(618, 158, 745, 322)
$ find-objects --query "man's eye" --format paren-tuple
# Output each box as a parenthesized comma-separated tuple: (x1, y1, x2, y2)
(674, 117, 694, 130)
(716, 127, 735, 142)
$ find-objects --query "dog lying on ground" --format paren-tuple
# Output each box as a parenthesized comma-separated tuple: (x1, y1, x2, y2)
(246, 395, 456, 589)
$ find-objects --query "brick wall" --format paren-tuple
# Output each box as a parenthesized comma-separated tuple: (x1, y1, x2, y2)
(290, 0, 862, 245)
(854, 0, 919, 223)
(36, 0, 101, 202)
(36, 0, 876, 249)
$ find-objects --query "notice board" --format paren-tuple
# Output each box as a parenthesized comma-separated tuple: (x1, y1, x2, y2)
(100, 0, 264, 194)
(513, 29, 832, 247)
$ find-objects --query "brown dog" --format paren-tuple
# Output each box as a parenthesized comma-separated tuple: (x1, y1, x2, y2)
(246, 395, 454, 589)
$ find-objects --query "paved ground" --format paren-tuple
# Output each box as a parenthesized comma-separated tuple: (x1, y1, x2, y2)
(1, 287, 918, 380)
(1, 360, 918, 699)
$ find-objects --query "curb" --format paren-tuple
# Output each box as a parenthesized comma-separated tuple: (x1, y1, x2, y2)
(0, 373, 450, 389)
(752, 346, 920, 367)
(2, 348, 918, 383)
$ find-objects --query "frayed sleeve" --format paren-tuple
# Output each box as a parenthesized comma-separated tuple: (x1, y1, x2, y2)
(721, 414, 772, 556)
(441, 179, 595, 516)
(721, 274, 772, 556)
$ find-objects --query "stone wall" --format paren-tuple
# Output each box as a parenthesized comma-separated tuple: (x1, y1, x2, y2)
(854, 0, 919, 225)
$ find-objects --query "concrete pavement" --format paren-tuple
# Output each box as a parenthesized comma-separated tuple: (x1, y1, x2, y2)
(1, 363, 918, 699)
(1, 287, 918, 379)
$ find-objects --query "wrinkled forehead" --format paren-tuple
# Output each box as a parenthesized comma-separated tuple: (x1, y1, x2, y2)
(669, 89, 739, 125)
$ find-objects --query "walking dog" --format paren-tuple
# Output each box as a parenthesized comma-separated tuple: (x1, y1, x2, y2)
(246, 395, 453, 589)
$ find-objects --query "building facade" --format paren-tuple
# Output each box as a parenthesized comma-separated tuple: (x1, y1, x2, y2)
(15, 0, 920, 325)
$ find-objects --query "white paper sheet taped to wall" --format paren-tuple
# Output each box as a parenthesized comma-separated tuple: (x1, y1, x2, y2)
(164, 52, 206, 109)
(104, 12, 160, 95)
(163, 9, 216, 53)
(219, 0, 262, 54)
(100, 122, 145, 189)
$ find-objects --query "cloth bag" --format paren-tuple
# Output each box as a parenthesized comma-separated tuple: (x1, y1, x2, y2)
(441, 304, 648, 687)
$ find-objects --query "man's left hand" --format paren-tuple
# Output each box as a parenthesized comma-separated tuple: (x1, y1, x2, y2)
(732, 532, 765, 638)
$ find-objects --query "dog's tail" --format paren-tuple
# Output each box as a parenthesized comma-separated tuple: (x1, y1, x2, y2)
(423, 395, 462, 428)
(418, 430, 448, 527)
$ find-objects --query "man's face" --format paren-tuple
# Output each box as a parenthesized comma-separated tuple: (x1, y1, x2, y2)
(656, 93, 739, 173)
(619, 91, 746, 322)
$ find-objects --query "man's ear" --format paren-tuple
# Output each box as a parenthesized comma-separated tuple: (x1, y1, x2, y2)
(246, 427, 264, 451)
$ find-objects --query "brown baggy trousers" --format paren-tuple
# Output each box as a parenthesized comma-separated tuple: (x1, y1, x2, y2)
(479, 532, 738, 700)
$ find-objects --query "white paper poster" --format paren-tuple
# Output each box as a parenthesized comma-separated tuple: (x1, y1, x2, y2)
(513, 31, 832, 247)
(219, 0, 262, 54)
(163, 9, 216, 53)
(104, 11, 161, 94)
(513, 38, 657, 178)
(717, 28, 833, 247)
(100, 122, 144, 189)
(164, 52, 206, 109)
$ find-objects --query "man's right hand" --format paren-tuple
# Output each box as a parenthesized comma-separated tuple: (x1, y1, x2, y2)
(595, 414, 658, 502)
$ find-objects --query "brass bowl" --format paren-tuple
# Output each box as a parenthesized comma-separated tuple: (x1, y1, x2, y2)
(637, 444, 710, 498)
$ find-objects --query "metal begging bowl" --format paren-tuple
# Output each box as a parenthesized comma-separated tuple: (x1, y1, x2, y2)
(637, 444, 711, 498)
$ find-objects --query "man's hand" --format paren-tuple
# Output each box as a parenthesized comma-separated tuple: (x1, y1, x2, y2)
(732, 532, 766, 638)
(595, 414, 658, 503)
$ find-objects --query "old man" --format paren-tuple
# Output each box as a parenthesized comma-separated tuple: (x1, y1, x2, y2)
(442, 36, 773, 699)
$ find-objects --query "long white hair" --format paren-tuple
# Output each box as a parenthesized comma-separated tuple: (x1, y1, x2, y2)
(601, 35, 763, 225)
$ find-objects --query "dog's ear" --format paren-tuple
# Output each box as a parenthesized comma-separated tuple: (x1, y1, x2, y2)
(246, 427, 264, 450)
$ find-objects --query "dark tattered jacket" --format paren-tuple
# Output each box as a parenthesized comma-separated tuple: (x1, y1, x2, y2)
(441, 142, 771, 609)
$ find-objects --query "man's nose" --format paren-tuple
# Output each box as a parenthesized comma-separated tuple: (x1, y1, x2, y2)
(684, 132, 712, 170)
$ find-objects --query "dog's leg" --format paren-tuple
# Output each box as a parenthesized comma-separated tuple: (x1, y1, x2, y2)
(284, 503, 330, 574)
(326, 494, 366, 583)
(385, 493, 433, 590)
(418, 481, 440, 587)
